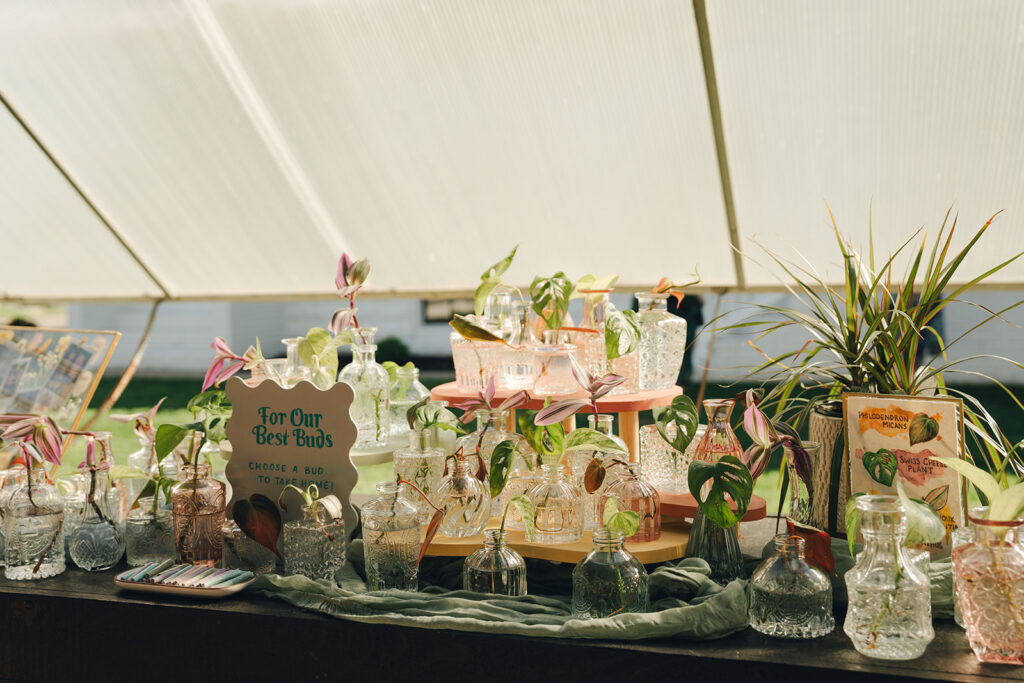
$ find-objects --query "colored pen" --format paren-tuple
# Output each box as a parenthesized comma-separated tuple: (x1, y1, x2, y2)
(150, 564, 189, 583)
(194, 568, 233, 587)
(180, 567, 219, 587)
(117, 563, 154, 582)
(168, 565, 208, 585)
(135, 559, 173, 581)
(204, 569, 245, 587)
(214, 571, 254, 588)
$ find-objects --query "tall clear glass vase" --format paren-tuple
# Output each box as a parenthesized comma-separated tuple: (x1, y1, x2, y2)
(393, 428, 446, 524)
(635, 292, 687, 390)
(362, 482, 420, 591)
(388, 366, 431, 440)
(338, 329, 391, 448)
(3, 466, 65, 580)
(69, 468, 125, 572)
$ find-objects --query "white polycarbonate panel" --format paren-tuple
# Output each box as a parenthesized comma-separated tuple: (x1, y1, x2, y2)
(708, 0, 1024, 287)
(0, 0, 733, 299)
(0, 106, 161, 300)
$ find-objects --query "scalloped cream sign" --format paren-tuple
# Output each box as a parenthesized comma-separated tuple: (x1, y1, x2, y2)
(224, 376, 359, 541)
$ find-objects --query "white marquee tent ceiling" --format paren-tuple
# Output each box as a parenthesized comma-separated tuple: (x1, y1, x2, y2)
(1, 0, 1022, 302)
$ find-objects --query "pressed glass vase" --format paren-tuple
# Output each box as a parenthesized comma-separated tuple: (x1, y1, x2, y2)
(455, 410, 529, 479)
(571, 529, 649, 619)
(785, 441, 820, 527)
(388, 366, 431, 439)
(951, 524, 973, 628)
(221, 520, 277, 574)
(573, 289, 611, 381)
(69, 469, 125, 572)
(601, 463, 660, 542)
(437, 459, 491, 538)
(750, 534, 834, 638)
(338, 332, 391, 448)
(393, 428, 446, 524)
(58, 472, 87, 556)
(953, 507, 1024, 664)
(527, 464, 583, 544)
(171, 464, 226, 567)
(283, 505, 347, 584)
(125, 497, 175, 566)
(635, 292, 687, 390)
(843, 495, 933, 660)
(450, 332, 503, 391)
(463, 529, 527, 596)
(3, 467, 65, 580)
(0, 466, 28, 567)
(570, 414, 627, 531)
(362, 482, 420, 591)
(640, 423, 705, 494)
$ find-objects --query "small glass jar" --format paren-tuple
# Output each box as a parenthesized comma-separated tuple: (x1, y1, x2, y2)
(570, 415, 627, 531)
(785, 441, 820, 527)
(171, 463, 226, 567)
(750, 534, 834, 638)
(3, 467, 65, 580)
(125, 497, 175, 566)
(635, 292, 688, 390)
(463, 529, 527, 596)
(640, 423, 705, 494)
(0, 466, 28, 568)
(388, 366, 431, 439)
(362, 482, 420, 591)
(437, 458, 491, 538)
(450, 332, 503, 391)
(532, 330, 577, 396)
(338, 334, 391, 449)
(125, 438, 157, 505)
(953, 506, 1024, 664)
(283, 505, 347, 584)
(221, 520, 277, 575)
(499, 469, 537, 531)
(843, 495, 934, 660)
(527, 464, 583, 544)
(571, 529, 649, 619)
(69, 469, 125, 572)
(57, 472, 87, 556)
(393, 428, 447, 524)
(600, 463, 660, 543)
(499, 300, 536, 391)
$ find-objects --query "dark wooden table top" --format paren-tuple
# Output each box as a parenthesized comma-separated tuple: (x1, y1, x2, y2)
(1, 567, 1021, 682)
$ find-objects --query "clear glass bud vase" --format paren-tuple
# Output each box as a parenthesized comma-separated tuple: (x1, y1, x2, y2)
(283, 504, 347, 584)
(393, 428, 446, 524)
(953, 506, 1024, 664)
(388, 366, 431, 439)
(463, 529, 527, 596)
(338, 333, 391, 448)
(785, 441, 820, 527)
(532, 330, 578, 396)
(221, 520, 277, 575)
(454, 410, 530, 479)
(843, 495, 934, 660)
(126, 496, 175, 567)
(571, 529, 649, 619)
(69, 469, 125, 571)
(362, 482, 420, 591)
(3, 467, 65, 580)
(601, 463, 661, 542)
(574, 289, 611, 381)
(635, 292, 687, 390)
(693, 399, 743, 464)
(0, 466, 28, 568)
(438, 459, 491, 538)
(171, 463, 226, 567)
(570, 414, 627, 531)
(750, 534, 834, 638)
(640, 423, 705, 494)
(528, 464, 583, 544)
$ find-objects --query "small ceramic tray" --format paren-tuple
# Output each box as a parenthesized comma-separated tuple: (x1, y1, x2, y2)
(114, 576, 254, 599)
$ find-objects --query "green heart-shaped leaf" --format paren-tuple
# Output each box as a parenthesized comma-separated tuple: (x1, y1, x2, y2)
(862, 448, 898, 487)
(687, 456, 753, 529)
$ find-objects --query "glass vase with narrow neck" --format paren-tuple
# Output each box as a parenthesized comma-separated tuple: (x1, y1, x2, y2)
(693, 400, 743, 464)
(171, 463, 226, 567)
(388, 366, 431, 439)
(125, 434, 157, 506)
(3, 466, 65, 580)
(570, 414, 628, 531)
(455, 410, 529, 478)
(362, 482, 420, 591)
(528, 464, 583, 544)
(463, 529, 527, 596)
(750, 534, 834, 638)
(571, 529, 649, 619)
(786, 441, 820, 527)
(437, 458, 491, 538)
(601, 463, 661, 542)
(953, 506, 1024, 664)
(843, 495, 933, 660)
(575, 290, 611, 380)
(393, 428, 446, 523)
(635, 292, 687, 390)
(338, 342, 391, 449)
(69, 468, 125, 571)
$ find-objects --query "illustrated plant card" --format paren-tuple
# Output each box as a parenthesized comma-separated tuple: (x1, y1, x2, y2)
(844, 392, 967, 554)
(224, 377, 359, 554)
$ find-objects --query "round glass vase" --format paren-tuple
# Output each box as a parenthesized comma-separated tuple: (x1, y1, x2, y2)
(437, 459, 491, 538)
(388, 366, 431, 439)
(338, 336, 391, 449)
(569, 414, 627, 531)
(600, 462, 661, 542)
(527, 464, 583, 544)
(571, 529, 649, 619)
(171, 463, 226, 567)
(69, 469, 125, 571)
(785, 441, 820, 527)
(749, 534, 834, 638)
(952, 507, 1024, 664)
(361, 482, 420, 591)
(3, 467, 65, 580)
(454, 410, 530, 479)
(635, 292, 687, 390)
(283, 504, 347, 584)
(393, 428, 447, 524)
(843, 495, 934, 660)
(463, 529, 527, 596)
(125, 497, 175, 567)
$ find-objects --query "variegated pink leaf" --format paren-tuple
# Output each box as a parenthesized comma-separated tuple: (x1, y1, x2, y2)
(497, 390, 529, 413)
(568, 352, 591, 390)
(534, 399, 589, 426)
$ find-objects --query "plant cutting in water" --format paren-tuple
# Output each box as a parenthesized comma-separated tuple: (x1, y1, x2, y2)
(332, 251, 372, 344)
(232, 493, 282, 559)
(110, 397, 179, 515)
(68, 430, 117, 530)
(278, 484, 344, 543)
(644, 273, 701, 309)
(451, 377, 529, 476)
(529, 272, 573, 333)
(651, 394, 700, 478)
(929, 457, 1024, 531)
(599, 495, 642, 616)
(474, 246, 521, 317)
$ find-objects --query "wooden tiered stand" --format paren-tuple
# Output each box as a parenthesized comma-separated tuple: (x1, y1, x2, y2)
(427, 382, 765, 562)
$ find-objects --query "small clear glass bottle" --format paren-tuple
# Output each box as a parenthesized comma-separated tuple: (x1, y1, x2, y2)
(574, 289, 611, 381)
(437, 458, 491, 538)
(125, 437, 157, 506)
(3, 466, 65, 580)
(532, 330, 578, 396)
(499, 297, 536, 390)
(283, 505, 347, 584)
(454, 410, 530, 479)
(571, 529, 649, 619)
(221, 520, 277, 574)
(125, 497, 175, 566)
(601, 463, 661, 542)
(570, 415, 627, 531)
(393, 428, 447, 523)
(785, 441, 820, 527)
(57, 472, 87, 556)
(69, 469, 125, 572)
(750, 534, 834, 638)
(843, 495, 934, 660)
(640, 423, 705, 494)
(362, 482, 420, 591)
(527, 464, 583, 544)
(450, 332, 503, 391)
(171, 463, 226, 567)
(338, 332, 391, 448)
(462, 529, 527, 596)
(0, 466, 28, 567)
(635, 292, 688, 390)
(388, 366, 431, 439)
